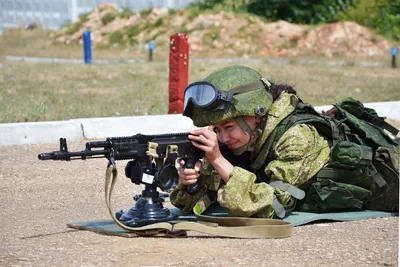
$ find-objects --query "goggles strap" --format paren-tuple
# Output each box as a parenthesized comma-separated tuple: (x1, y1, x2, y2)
(261, 77, 274, 88)
(229, 77, 274, 95)
(232, 117, 256, 155)
(231, 142, 249, 156)
(217, 90, 233, 102)
(235, 116, 253, 135)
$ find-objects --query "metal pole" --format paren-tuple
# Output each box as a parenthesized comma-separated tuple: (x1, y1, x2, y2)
(168, 33, 189, 114)
(68, 0, 78, 23)
(83, 30, 92, 64)
(391, 47, 398, 69)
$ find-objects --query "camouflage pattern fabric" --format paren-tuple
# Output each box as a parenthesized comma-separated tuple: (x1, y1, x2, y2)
(170, 93, 331, 218)
(265, 124, 330, 186)
(251, 92, 298, 170)
(170, 158, 218, 213)
(217, 167, 276, 218)
(169, 184, 207, 213)
(170, 177, 210, 214)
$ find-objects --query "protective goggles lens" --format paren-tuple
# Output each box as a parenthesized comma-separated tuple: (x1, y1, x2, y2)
(183, 81, 233, 117)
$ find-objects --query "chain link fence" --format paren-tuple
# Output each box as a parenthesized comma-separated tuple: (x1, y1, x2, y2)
(0, 0, 199, 33)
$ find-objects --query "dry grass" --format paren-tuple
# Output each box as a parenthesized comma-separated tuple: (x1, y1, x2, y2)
(0, 28, 399, 123)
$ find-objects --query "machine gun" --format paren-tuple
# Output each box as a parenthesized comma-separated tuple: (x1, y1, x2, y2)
(38, 132, 204, 227)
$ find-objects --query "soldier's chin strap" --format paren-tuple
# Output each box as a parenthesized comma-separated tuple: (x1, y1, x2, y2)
(229, 77, 272, 156)
(232, 115, 266, 156)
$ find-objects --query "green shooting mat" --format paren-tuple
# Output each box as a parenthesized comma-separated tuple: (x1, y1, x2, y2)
(284, 210, 397, 226)
(67, 206, 397, 238)
(190, 204, 398, 227)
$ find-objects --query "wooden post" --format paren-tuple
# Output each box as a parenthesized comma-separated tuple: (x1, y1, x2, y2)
(168, 33, 189, 114)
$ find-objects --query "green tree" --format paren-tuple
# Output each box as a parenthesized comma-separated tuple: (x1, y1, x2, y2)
(191, 0, 248, 12)
(246, 0, 355, 24)
(368, 0, 400, 40)
(192, 0, 399, 39)
(193, 0, 355, 23)
(339, 0, 400, 40)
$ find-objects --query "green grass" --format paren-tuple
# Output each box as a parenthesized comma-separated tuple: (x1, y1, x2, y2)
(0, 60, 399, 123)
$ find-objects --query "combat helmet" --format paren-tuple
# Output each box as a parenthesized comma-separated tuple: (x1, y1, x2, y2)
(183, 65, 274, 154)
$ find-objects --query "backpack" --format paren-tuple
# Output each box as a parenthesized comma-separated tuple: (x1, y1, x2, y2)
(270, 97, 399, 213)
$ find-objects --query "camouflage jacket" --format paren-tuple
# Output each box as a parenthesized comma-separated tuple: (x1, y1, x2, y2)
(170, 92, 331, 218)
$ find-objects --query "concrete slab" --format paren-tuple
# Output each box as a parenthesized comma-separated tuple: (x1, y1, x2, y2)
(74, 114, 195, 139)
(0, 120, 83, 146)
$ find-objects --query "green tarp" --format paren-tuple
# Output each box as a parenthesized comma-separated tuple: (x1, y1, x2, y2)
(68, 207, 397, 237)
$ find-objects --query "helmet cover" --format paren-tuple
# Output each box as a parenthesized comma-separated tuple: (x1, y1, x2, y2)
(190, 65, 273, 127)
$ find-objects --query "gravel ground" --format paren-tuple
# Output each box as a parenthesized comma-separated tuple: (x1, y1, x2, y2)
(0, 142, 398, 267)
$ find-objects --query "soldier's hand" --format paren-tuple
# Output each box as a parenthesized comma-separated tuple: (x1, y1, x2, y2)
(189, 126, 222, 164)
(175, 158, 203, 185)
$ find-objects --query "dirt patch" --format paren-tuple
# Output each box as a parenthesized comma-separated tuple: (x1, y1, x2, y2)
(294, 21, 389, 57)
(54, 5, 392, 58)
(0, 142, 398, 266)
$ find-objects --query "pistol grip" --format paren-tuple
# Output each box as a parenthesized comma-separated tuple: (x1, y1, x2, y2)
(183, 156, 202, 195)
(187, 182, 201, 195)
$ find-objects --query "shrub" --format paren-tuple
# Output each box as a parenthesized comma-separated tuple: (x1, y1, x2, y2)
(79, 12, 90, 23)
(120, 8, 134, 19)
(154, 17, 164, 27)
(168, 9, 177, 15)
(109, 31, 125, 46)
(188, 7, 201, 20)
(140, 9, 152, 17)
(101, 12, 117, 25)
(125, 24, 140, 37)
(65, 21, 82, 35)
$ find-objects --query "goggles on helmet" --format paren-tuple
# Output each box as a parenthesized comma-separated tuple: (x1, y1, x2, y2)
(182, 78, 273, 118)
(183, 81, 233, 117)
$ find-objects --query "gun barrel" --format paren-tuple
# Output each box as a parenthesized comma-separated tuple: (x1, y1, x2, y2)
(38, 149, 109, 161)
(38, 152, 60, 160)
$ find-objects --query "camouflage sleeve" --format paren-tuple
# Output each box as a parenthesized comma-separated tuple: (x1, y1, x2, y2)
(169, 181, 208, 213)
(170, 160, 281, 218)
(169, 160, 214, 213)
(172, 124, 329, 217)
(217, 167, 276, 218)
(266, 123, 331, 185)
(217, 124, 330, 219)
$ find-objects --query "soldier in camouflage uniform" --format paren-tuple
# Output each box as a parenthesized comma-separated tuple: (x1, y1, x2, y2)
(170, 65, 398, 218)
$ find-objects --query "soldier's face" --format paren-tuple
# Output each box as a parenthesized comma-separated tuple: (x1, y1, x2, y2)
(214, 116, 260, 150)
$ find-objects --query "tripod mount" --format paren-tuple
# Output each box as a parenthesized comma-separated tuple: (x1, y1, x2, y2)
(115, 160, 197, 227)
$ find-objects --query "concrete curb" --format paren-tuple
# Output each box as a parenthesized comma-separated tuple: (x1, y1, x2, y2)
(74, 115, 195, 139)
(0, 114, 195, 146)
(0, 120, 83, 146)
(1, 101, 399, 146)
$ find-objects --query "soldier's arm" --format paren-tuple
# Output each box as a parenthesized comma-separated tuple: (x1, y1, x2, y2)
(169, 160, 214, 213)
(218, 123, 330, 218)
(265, 123, 330, 186)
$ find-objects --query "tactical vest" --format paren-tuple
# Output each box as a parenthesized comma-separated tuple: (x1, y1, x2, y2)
(259, 97, 399, 214)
